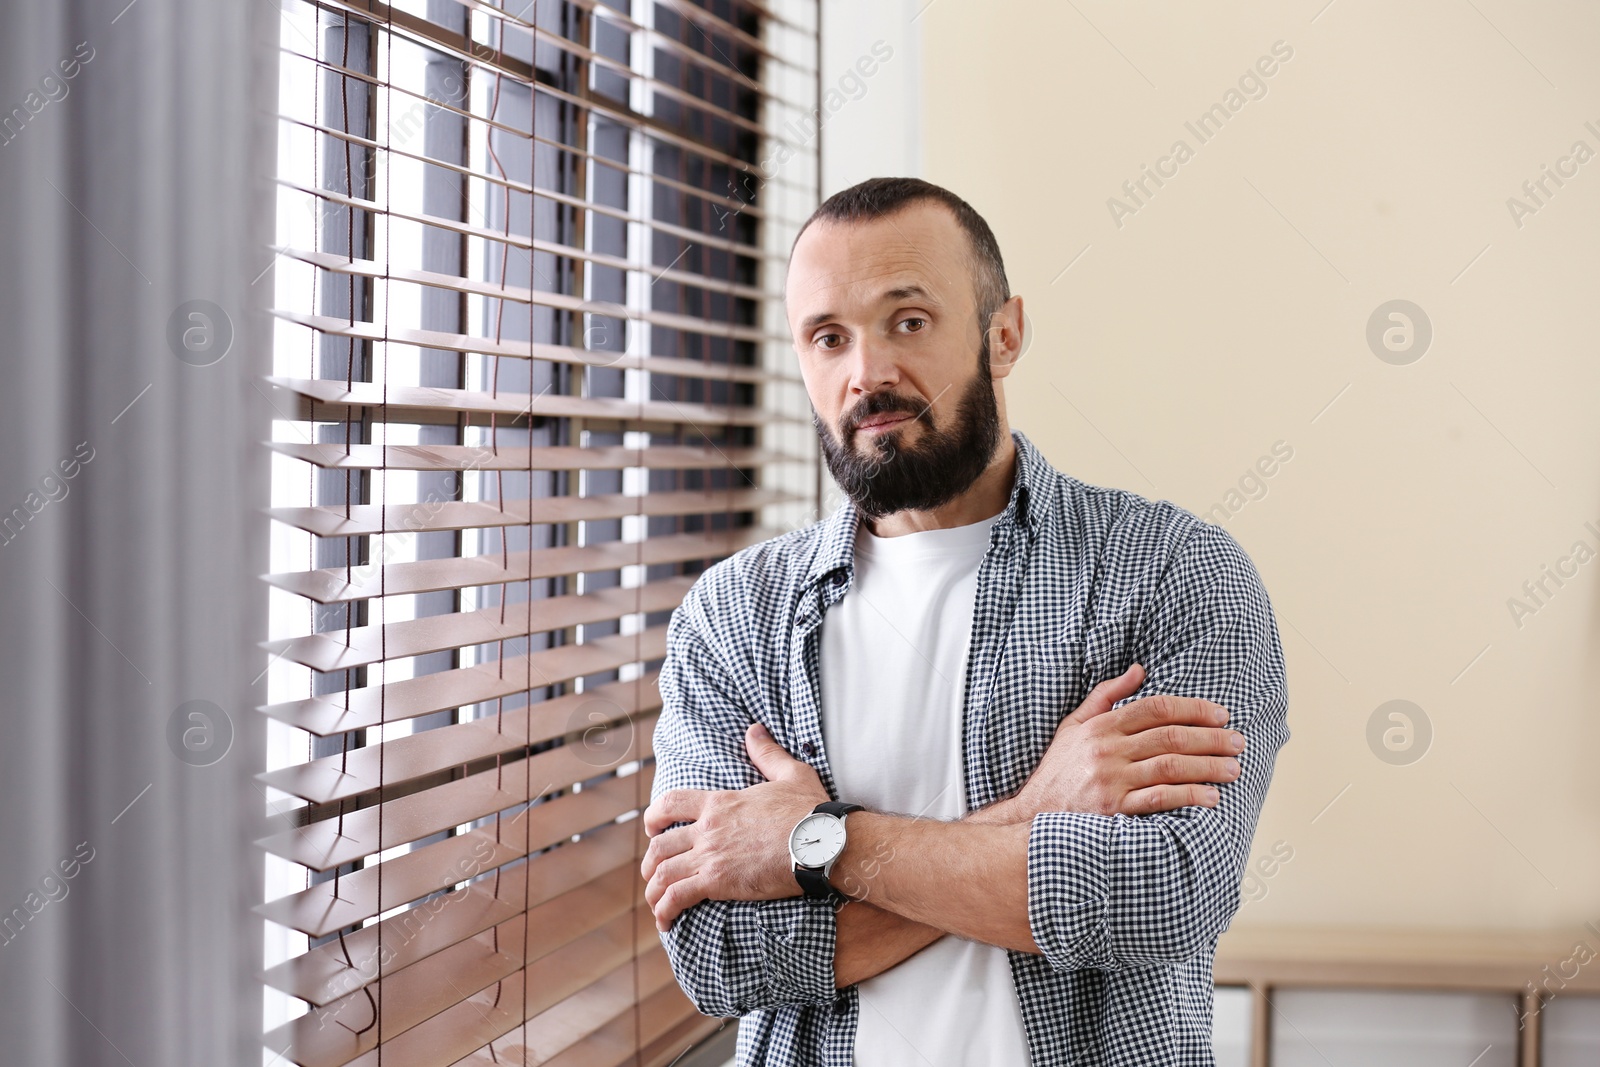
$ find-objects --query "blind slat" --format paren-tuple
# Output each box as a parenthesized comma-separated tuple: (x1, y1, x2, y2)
(268, 375, 801, 430)
(266, 488, 797, 537)
(266, 442, 797, 475)
(258, 818, 644, 942)
(262, 595, 676, 676)
(259, 757, 656, 873)
(265, 555, 695, 608)
(259, 701, 659, 807)
(261, 657, 660, 740)
(276, 243, 789, 334)
(273, 310, 796, 385)
(264, 532, 748, 610)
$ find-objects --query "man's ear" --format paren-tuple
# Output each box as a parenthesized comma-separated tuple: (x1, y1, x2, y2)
(985, 294, 1026, 377)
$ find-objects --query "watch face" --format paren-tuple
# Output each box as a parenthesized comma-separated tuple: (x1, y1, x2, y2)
(790, 812, 846, 867)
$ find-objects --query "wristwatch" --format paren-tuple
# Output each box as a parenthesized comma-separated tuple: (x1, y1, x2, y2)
(788, 800, 863, 902)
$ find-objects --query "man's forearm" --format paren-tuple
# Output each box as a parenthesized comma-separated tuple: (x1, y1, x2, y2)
(831, 798, 1034, 984)
(833, 901, 945, 987)
(832, 808, 1040, 954)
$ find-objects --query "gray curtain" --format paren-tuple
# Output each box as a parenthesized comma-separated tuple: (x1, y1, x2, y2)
(0, 1, 277, 1064)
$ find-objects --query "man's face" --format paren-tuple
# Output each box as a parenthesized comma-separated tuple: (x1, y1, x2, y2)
(785, 201, 1013, 519)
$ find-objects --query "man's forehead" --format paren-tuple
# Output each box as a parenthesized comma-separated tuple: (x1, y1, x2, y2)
(785, 211, 967, 314)
(790, 255, 947, 306)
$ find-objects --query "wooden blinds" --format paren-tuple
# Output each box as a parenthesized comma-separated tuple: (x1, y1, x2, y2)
(258, 1, 821, 1064)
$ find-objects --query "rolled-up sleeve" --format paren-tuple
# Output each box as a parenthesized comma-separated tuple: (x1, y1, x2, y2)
(1026, 523, 1291, 972)
(651, 590, 839, 1017)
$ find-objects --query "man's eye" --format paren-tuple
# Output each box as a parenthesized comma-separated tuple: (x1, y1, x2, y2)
(898, 317, 927, 333)
(815, 333, 845, 351)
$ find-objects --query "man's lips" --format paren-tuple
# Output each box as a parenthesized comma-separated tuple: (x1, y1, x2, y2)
(854, 412, 914, 434)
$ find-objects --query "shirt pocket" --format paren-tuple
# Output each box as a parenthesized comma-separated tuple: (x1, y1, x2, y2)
(1082, 618, 1143, 707)
(985, 637, 1086, 801)
(1020, 636, 1085, 719)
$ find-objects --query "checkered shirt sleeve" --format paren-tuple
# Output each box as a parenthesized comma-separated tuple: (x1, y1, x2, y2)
(1025, 522, 1291, 974)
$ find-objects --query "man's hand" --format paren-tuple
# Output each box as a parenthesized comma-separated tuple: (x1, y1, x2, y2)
(981, 662, 1246, 823)
(641, 723, 824, 931)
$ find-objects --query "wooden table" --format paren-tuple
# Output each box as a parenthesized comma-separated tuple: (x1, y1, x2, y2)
(1214, 923, 1600, 1067)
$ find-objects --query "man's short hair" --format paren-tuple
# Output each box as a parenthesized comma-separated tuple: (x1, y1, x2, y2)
(790, 176, 1011, 333)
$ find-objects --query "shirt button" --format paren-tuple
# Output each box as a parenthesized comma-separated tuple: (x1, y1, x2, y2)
(833, 997, 849, 1015)
(802, 741, 817, 757)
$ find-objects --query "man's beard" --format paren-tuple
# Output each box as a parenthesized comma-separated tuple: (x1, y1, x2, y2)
(813, 342, 1003, 520)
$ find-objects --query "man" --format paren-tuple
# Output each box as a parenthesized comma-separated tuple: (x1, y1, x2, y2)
(640, 177, 1290, 1066)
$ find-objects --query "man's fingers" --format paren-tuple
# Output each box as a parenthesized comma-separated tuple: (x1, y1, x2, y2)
(645, 851, 700, 911)
(1112, 692, 1229, 735)
(1062, 662, 1145, 726)
(1127, 752, 1240, 790)
(640, 826, 695, 882)
(652, 872, 711, 932)
(1122, 724, 1246, 763)
(744, 721, 811, 783)
(643, 788, 710, 837)
(1120, 782, 1220, 815)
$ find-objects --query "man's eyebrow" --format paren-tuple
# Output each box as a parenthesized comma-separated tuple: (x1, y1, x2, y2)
(797, 285, 942, 334)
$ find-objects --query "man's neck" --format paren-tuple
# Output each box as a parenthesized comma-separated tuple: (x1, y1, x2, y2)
(862, 432, 1018, 538)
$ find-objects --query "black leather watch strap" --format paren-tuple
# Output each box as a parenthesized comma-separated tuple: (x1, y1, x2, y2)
(795, 864, 840, 902)
(814, 800, 863, 818)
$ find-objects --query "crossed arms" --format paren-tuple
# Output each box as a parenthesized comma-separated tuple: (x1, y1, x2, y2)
(642, 525, 1290, 1017)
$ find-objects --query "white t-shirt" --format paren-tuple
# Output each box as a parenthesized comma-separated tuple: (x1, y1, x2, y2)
(818, 511, 1033, 1066)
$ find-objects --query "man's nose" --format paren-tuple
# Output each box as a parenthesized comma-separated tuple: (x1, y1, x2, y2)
(846, 334, 900, 395)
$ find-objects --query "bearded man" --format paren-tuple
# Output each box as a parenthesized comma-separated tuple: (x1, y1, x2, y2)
(640, 177, 1290, 1067)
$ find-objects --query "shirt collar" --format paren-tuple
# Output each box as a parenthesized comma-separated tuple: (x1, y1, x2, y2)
(804, 427, 1052, 590)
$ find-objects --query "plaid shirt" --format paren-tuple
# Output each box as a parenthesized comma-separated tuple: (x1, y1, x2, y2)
(651, 427, 1291, 1066)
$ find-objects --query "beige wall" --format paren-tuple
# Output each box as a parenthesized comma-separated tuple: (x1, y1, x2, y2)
(912, 1, 1600, 928)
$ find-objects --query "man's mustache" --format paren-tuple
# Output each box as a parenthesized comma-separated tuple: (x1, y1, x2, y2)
(841, 395, 928, 436)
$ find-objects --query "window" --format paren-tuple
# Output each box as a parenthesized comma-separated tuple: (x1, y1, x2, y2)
(259, 1, 820, 1062)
